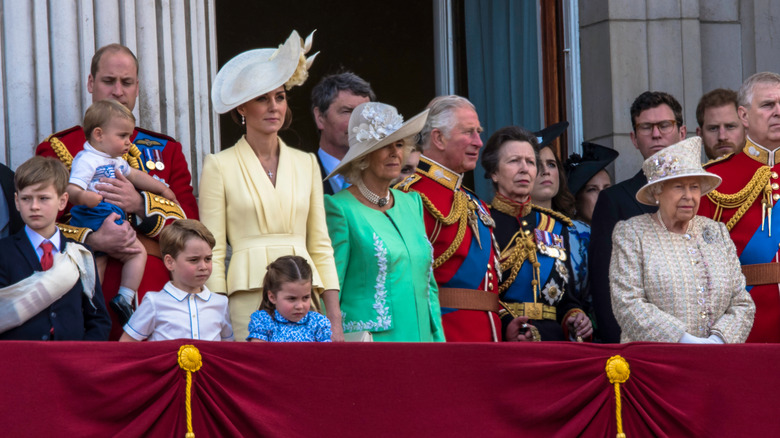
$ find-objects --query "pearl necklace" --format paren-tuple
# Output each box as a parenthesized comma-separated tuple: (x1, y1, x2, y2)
(356, 180, 390, 207)
(657, 211, 692, 237)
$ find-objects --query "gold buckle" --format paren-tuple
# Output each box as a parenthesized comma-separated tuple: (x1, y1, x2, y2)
(526, 303, 544, 320)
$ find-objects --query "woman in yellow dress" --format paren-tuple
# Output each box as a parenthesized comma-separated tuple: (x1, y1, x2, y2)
(200, 31, 342, 341)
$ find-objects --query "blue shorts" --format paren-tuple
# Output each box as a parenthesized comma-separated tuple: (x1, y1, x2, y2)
(69, 201, 125, 231)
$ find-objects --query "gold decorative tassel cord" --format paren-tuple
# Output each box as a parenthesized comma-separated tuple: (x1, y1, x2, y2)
(178, 345, 203, 438)
(605, 355, 630, 438)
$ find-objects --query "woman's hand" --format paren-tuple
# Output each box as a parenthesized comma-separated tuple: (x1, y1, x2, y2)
(321, 289, 344, 342)
(566, 312, 593, 340)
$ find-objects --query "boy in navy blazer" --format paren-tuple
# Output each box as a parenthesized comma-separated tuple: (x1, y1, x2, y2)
(0, 157, 110, 340)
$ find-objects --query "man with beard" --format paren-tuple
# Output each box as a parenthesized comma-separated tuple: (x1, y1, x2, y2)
(696, 88, 746, 160)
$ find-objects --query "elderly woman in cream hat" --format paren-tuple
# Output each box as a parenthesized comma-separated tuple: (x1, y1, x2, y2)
(609, 136, 755, 343)
(200, 31, 344, 341)
(324, 102, 444, 342)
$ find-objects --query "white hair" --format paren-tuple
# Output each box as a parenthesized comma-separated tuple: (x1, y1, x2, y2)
(419, 95, 476, 151)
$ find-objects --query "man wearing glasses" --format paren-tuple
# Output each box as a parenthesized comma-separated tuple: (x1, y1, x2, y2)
(589, 91, 687, 343)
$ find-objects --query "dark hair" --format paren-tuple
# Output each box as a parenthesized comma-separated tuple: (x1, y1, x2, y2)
(310, 72, 376, 118)
(260, 256, 313, 315)
(91, 44, 138, 78)
(630, 91, 683, 132)
(159, 219, 216, 259)
(696, 88, 738, 127)
(482, 126, 540, 189)
(14, 156, 69, 195)
(539, 145, 576, 218)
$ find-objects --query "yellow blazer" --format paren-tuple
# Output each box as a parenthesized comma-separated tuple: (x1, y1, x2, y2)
(199, 136, 339, 339)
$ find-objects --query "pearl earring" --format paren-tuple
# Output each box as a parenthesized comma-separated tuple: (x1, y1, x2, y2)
(655, 199, 659, 205)
(241, 114, 246, 125)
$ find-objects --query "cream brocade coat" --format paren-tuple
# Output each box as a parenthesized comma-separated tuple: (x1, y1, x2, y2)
(610, 214, 755, 343)
(199, 137, 339, 341)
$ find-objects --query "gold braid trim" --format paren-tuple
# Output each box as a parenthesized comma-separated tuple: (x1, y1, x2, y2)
(123, 144, 144, 171)
(498, 230, 540, 298)
(418, 190, 469, 225)
(416, 190, 470, 268)
(706, 166, 771, 231)
(530, 204, 573, 227)
(49, 136, 74, 169)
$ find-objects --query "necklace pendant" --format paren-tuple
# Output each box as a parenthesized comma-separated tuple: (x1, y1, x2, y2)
(378, 197, 387, 207)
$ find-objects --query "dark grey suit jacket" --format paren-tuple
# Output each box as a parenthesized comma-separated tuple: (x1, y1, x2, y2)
(589, 170, 658, 343)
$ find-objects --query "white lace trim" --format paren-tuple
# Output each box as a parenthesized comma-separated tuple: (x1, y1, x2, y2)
(343, 233, 392, 332)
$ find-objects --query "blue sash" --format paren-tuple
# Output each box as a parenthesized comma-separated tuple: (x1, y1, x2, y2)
(739, 201, 780, 291)
(440, 204, 492, 315)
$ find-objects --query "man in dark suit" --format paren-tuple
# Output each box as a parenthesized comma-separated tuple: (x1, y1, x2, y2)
(589, 91, 687, 343)
(0, 163, 24, 238)
(311, 72, 375, 194)
(0, 157, 110, 341)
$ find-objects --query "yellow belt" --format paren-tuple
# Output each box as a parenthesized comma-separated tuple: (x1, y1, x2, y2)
(499, 302, 557, 320)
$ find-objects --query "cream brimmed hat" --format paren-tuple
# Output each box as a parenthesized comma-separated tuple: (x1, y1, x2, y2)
(211, 30, 318, 114)
(636, 136, 722, 205)
(325, 102, 429, 180)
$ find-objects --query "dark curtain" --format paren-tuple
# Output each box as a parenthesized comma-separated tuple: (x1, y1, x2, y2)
(464, 0, 542, 201)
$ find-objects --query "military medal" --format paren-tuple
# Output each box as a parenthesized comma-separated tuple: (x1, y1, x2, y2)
(154, 150, 165, 171)
(534, 229, 566, 260)
(144, 149, 155, 170)
(467, 201, 482, 249)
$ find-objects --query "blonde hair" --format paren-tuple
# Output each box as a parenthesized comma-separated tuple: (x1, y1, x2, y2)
(159, 219, 216, 259)
(83, 99, 136, 142)
(339, 137, 414, 184)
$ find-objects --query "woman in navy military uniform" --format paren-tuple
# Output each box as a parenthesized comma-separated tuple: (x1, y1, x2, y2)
(482, 126, 592, 341)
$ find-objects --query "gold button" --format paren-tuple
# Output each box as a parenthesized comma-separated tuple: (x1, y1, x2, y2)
(524, 230, 531, 235)
(521, 221, 528, 226)
(772, 183, 779, 190)
(488, 283, 494, 291)
(487, 264, 492, 270)
(488, 273, 494, 281)
(773, 172, 778, 179)
(774, 194, 780, 202)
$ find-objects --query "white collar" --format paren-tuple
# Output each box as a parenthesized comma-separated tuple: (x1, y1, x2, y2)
(163, 281, 212, 302)
(83, 141, 116, 159)
(25, 225, 62, 252)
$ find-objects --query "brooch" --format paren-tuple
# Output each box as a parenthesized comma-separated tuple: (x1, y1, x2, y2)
(702, 225, 716, 244)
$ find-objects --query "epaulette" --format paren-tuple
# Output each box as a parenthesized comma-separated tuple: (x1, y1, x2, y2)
(416, 156, 463, 190)
(46, 125, 83, 141)
(393, 174, 421, 192)
(57, 223, 90, 243)
(703, 152, 735, 168)
(134, 126, 177, 142)
(530, 204, 573, 227)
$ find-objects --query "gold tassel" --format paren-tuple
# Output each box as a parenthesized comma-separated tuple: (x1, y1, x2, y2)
(178, 345, 203, 438)
(606, 355, 630, 438)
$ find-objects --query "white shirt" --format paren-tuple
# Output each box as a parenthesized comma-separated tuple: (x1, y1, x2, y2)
(69, 141, 132, 192)
(318, 148, 348, 193)
(124, 282, 234, 341)
(24, 225, 62, 262)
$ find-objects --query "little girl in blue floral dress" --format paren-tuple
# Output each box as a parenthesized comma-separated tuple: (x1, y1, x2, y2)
(247, 256, 332, 342)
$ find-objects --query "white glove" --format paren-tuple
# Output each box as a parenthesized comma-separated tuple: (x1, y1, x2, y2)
(679, 332, 709, 344)
(707, 334, 725, 344)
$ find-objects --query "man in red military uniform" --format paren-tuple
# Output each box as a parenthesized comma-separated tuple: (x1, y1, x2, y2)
(396, 95, 504, 341)
(699, 71, 780, 342)
(36, 44, 198, 339)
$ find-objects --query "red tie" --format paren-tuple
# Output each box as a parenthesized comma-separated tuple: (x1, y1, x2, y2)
(40, 241, 54, 271)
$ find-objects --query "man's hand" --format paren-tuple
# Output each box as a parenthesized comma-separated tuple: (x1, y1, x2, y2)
(506, 316, 537, 342)
(84, 213, 141, 257)
(95, 172, 144, 216)
(566, 312, 593, 340)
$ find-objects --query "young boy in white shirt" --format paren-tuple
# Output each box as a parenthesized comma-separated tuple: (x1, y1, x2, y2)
(119, 219, 233, 341)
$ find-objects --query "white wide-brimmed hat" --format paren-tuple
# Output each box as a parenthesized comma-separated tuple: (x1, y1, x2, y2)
(325, 102, 429, 180)
(211, 30, 318, 114)
(636, 136, 722, 205)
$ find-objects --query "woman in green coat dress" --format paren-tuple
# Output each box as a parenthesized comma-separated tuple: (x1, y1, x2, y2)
(324, 102, 444, 342)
